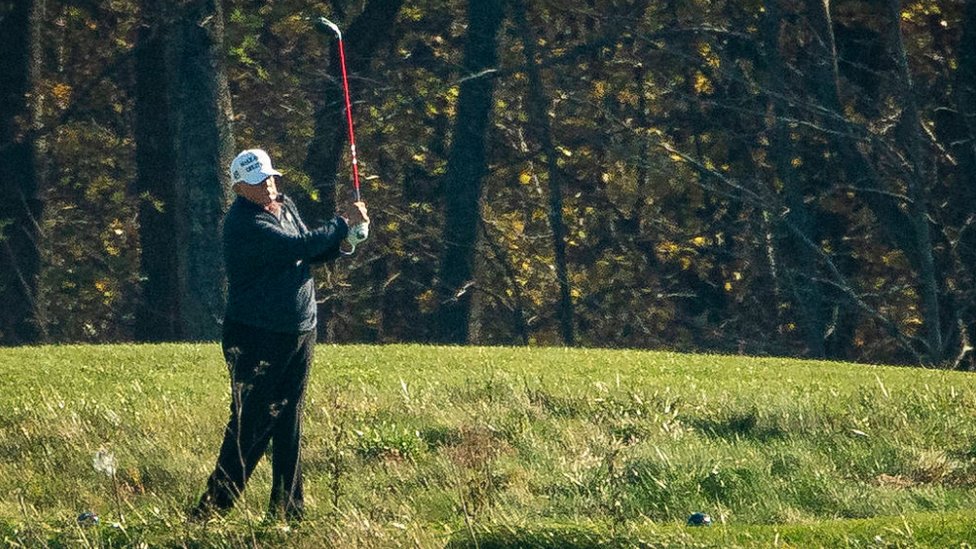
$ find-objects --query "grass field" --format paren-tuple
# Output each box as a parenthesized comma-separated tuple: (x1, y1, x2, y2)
(2, 344, 975, 547)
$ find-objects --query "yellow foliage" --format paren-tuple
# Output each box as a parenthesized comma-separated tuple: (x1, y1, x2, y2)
(592, 80, 608, 100)
(901, 2, 941, 23)
(519, 172, 532, 185)
(512, 220, 525, 234)
(617, 89, 638, 107)
(417, 290, 437, 314)
(402, 7, 424, 20)
(698, 42, 720, 68)
(656, 241, 679, 256)
(52, 83, 73, 109)
(694, 72, 713, 95)
(881, 251, 904, 266)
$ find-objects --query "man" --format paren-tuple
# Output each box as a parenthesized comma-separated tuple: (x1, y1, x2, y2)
(193, 148, 368, 522)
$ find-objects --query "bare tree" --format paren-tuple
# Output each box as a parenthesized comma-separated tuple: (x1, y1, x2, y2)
(802, 0, 944, 363)
(760, 0, 827, 357)
(435, 0, 505, 343)
(511, 0, 575, 346)
(948, 0, 976, 369)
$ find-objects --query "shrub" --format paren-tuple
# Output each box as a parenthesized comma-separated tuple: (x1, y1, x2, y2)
(354, 420, 426, 461)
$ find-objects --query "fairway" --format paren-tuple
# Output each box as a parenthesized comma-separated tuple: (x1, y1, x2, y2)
(2, 344, 976, 547)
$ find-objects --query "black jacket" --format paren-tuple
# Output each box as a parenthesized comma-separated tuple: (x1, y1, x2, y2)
(222, 195, 348, 333)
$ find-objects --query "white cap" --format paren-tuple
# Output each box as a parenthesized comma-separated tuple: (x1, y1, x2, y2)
(230, 149, 282, 185)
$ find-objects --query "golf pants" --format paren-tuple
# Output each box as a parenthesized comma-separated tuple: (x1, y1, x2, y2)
(197, 320, 314, 519)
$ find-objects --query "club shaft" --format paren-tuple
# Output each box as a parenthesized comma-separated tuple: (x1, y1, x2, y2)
(336, 36, 361, 201)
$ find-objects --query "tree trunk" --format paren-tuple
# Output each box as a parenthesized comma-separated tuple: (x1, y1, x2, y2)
(172, 0, 234, 340)
(512, 0, 575, 346)
(761, 0, 827, 357)
(435, 0, 504, 344)
(134, 0, 234, 341)
(134, 0, 180, 341)
(884, 0, 943, 361)
(0, 0, 45, 345)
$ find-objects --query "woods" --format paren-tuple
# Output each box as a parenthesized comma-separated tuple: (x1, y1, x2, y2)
(134, 0, 234, 341)
(1, 0, 974, 368)
(0, 0, 44, 344)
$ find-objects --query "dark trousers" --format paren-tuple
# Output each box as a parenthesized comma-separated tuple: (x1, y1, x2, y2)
(196, 321, 315, 520)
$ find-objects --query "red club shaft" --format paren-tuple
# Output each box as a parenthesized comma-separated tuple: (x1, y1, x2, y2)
(335, 36, 361, 201)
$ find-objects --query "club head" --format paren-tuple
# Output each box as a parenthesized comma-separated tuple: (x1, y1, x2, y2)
(314, 16, 341, 39)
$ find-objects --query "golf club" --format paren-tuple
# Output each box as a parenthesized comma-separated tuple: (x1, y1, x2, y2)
(315, 16, 369, 248)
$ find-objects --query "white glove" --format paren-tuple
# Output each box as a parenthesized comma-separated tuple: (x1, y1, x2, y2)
(345, 221, 369, 252)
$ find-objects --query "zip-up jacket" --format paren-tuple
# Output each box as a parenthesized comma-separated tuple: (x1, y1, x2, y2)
(223, 194, 348, 333)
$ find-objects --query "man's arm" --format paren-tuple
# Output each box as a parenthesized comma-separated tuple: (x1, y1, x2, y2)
(240, 215, 349, 266)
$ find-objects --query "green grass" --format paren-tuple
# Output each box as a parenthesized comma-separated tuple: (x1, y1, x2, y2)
(2, 344, 975, 547)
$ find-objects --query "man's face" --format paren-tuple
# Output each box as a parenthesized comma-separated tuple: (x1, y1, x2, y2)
(236, 176, 279, 205)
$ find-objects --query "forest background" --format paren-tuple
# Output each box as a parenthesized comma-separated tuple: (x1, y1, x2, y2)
(2, 0, 975, 369)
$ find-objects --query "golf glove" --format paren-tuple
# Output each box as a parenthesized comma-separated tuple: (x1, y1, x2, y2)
(345, 221, 369, 251)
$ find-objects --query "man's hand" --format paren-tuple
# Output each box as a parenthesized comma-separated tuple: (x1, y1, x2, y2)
(343, 201, 369, 227)
(341, 201, 370, 252)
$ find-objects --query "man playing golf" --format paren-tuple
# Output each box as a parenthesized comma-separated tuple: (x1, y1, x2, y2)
(192, 148, 368, 522)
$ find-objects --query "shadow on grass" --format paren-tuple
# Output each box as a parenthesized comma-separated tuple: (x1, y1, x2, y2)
(686, 407, 787, 442)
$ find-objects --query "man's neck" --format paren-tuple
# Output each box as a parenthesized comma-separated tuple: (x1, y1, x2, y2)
(236, 193, 283, 215)
(265, 200, 282, 216)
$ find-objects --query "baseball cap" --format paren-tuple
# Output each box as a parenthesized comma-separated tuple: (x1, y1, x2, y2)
(230, 149, 282, 185)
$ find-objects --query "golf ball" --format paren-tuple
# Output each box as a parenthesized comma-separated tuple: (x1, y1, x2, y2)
(687, 512, 712, 526)
(77, 511, 99, 527)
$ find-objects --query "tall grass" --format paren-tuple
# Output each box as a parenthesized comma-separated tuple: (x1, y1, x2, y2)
(1, 344, 975, 547)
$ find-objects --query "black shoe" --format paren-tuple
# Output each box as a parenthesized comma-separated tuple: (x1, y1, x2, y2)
(266, 503, 304, 525)
(187, 506, 214, 523)
(188, 496, 229, 523)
